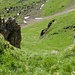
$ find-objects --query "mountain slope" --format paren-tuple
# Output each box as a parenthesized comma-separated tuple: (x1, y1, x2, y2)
(0, 0, 75, 75)
(41, 0, 74, 16)
(21, 10, 75, 51)
(0, 0, 74, 24)
(0, 0, 46, 20)
(20, 10, 75, 75)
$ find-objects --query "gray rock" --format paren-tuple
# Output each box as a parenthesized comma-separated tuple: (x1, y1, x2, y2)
(0, 17, 21, 48)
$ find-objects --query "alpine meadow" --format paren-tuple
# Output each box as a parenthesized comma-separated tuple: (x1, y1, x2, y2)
(0, 0, 75, 75)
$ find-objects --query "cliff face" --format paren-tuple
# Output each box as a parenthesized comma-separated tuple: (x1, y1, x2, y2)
(0, 17, 21, 48)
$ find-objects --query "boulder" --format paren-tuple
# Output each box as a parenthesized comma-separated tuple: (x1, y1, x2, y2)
(0, 16, 21, 48)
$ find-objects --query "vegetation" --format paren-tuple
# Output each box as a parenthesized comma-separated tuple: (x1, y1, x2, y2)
(0, 0, 75, 75)
(0, 0, 73, 23)
(22, 10, 75, 51)
(21, 11, 75, 75)
(0, 0, 46, 23)
(41, 0, 72, 16)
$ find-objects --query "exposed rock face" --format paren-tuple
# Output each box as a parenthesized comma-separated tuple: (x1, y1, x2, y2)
(40, 19, 55, 37)
(0, 17, 21, 48)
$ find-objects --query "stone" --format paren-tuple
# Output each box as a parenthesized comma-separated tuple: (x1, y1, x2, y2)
(0, 17, 21, 48)
(51, 50, 59, 55)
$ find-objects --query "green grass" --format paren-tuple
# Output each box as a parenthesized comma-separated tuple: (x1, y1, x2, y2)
(41, 0, 72, 16)
(0, 0, 46, 23)
(0, 0, 73, 23)
(0, 0, 41, 9)
(21, 10, 75, 51)
(21, 11, 75, 74)
(0, 11, 75, 75)
(0, 0, 75, 75)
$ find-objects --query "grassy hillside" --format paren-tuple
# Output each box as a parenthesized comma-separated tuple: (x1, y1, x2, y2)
(21, 10, 75, 51)
(0, 35, 26, 75)
(0, 0, 75, 75)
(0, 0, 73, 23)
(0, 10, 75, 75)
(21, 10, 75, 75)
(41, 0, 72, 16)
(0, 0, 46, 23)
(0, 9, 75, 75)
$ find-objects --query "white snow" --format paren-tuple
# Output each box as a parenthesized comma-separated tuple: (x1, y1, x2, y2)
(5, 20, 7, 22)
(35, 18, 43, 20)
(36, 4, 38, 5)
(17, 13, 20, 16)
(24, 16, 30, 19)
(6, 9, 9, 11)
(40, 4, 44, 9)
(23, 20, 27, 23)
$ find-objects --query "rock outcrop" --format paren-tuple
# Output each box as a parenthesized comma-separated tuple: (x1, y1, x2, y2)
(0, 16, 21, 48)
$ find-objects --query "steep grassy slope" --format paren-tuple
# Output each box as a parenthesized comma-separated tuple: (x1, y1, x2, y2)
(21, 11, 75, 75)
(0, 35, 26, 75)
(0, 10, 75, 75)
(0, 0, 74, 24)
(21, 10, 75, 51)
(0, 0, 75, 75)
(41, 0, 72, 16)
(0, 0, 46, 23)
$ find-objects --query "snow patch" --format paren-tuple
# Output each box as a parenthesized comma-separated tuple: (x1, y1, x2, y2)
(17, 13, 20, 16)
(40, 4, 44, 9)
(23, 20, 27, 23)
(35, 18, 43, 20)
(24, 16, 30, 19)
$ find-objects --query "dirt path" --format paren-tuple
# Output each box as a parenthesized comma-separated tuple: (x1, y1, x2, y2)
(21, 1, 75, 28)
(21, 8, 75, 28)
(44, 8, 75, 19)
